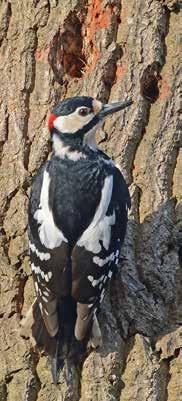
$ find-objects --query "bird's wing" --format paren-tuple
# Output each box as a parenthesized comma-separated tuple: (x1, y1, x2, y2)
(28, 163, 70, 338)
(29, 239, 70, 337)
(71, 167, 130, 340)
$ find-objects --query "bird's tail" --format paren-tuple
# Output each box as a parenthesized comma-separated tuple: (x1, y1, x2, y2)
(20, 297, 85, 384)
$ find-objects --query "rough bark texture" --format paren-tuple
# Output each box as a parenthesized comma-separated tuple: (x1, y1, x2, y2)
(0, 1, 181, 400)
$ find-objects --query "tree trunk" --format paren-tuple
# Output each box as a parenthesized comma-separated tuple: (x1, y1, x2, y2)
(0, 1, 181, 400)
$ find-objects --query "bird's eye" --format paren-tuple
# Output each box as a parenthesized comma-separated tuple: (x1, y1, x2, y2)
(78, 108, 89, 117)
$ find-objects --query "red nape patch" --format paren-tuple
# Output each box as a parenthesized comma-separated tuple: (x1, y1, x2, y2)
(48, 113, 57, 131)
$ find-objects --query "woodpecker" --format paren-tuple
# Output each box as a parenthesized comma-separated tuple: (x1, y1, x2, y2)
(24, 96, 132, 383)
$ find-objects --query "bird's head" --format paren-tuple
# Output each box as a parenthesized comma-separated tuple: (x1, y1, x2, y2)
(48, 96, 132, 150)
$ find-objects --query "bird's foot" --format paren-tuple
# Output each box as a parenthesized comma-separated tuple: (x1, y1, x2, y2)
(51, 331, 64, 385)
(51, 355, 64, 385)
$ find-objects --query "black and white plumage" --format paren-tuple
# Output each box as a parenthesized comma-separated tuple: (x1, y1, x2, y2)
(24, 96, 132, 383)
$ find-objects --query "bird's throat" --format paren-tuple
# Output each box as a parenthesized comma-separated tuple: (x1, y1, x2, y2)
(52, 132, 86, 161)
(52, 129, 98, 160)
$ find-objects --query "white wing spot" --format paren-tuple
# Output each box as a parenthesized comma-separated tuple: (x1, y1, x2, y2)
(41, 270, 45, 279)
(31, 263, 42, 276)
(39, 302, 43, 313)
(32, 263, 52, 283)
(45, 271, 52, 282)
(108, 270, 112, 279)
(100, 289, 105, 303)
(29, 241, 51, 261)
(88, 275, 105, 287)
(43, 290, 50, 297)
(93, 252, 115, 267)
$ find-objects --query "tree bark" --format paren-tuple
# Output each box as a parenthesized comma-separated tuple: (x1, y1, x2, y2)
(0, 1, 181, 400)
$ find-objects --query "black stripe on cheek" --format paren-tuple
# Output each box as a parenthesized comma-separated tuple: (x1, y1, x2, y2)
(76, 115, 100, 136)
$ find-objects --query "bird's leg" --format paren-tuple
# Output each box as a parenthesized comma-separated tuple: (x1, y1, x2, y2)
(89, 314, 103, 349)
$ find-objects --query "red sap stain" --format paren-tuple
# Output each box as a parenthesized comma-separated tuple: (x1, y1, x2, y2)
(159, 79, 170, 100)
(83, 0, 114, 74)
(86, 0, 113, 43)
(35, 46, 50, 62)
(115, 63, 126, 80)
(35, 49, 43, 61)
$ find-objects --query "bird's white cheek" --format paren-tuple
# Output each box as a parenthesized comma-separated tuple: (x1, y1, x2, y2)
(53, 114, 94, 134)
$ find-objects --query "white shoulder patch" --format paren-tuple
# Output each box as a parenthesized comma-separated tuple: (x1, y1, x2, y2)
(34, 169, 68, 249)
(77, 175, 115, 253)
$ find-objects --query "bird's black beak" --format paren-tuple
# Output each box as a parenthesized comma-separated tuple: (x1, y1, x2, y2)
(99, 98, 133, 118)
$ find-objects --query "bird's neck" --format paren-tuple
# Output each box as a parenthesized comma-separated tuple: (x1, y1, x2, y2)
(51, 129, 98, 160)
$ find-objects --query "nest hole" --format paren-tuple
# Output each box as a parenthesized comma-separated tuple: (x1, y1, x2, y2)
(48, 13, 86, 83)
(140, 62, 162, 103)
